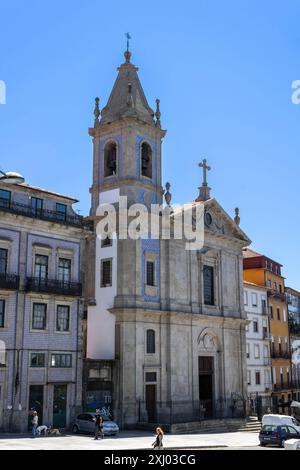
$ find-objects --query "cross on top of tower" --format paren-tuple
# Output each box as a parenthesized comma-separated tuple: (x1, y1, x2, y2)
(198, 159, 211, 187)
(196, 159, 212, 202)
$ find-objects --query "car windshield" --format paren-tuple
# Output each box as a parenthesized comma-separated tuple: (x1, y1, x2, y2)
(262, 425, 277, 432)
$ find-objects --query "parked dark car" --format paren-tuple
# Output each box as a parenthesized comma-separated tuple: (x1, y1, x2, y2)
(259, 424, 300, 447)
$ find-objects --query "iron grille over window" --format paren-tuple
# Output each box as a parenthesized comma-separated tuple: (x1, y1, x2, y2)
(145, 372, 157, 382)
(203, 265, 214, 305)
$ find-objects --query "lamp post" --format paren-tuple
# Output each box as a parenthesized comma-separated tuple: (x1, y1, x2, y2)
(0, 170, 24, 184)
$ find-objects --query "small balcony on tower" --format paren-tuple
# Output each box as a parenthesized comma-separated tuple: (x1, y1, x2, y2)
(0, 273, 20, 290)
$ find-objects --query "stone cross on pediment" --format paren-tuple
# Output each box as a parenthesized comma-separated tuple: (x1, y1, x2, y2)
(198, 159, 211, 187)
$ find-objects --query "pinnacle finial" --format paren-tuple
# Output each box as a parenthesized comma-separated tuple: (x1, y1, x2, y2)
(94, 97, 100, 127)
(234, 207, 240, 226)
(163, 182, 172, 207)
(155, 99, 161, 128)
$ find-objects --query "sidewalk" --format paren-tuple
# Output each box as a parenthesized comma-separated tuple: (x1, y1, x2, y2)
(0, 430, 260, 450)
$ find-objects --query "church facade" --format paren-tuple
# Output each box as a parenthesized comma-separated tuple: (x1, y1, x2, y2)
(84, 48, 251, 428)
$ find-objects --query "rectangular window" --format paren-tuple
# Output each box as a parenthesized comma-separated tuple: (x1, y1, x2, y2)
(0, 248, 8, 275)
(0, 189, 11, 209)
(274, 281, 277, 291)
(246, 343, 250, 359)
(255, 371, 261, 385)
(203, 265, 214, 306)
(278, 342, 282, 355)
(34, 254, 48, 280)
(101, 237, 112, 248)
(285, 337, 288, 353)
(263, 326, 268, 339)
(101, 259, 112, 287)
(56, 203, 67, 221)
(277, 308, 280, 321)
(145, 372, 157, 383)
(32, 303, 47, 330)
(0, 300, 5, 328)
(58, 258, 71, 283)
(267, 279, 271, 288)
(51, 354, 72, 368)
(271, 340, 275, 356)
(31, 197, 43, 216)
(273, 367, 277, 384)
(251, 293, 258, 307)
(253, 320, 258, 333)
(279, 284, 282, 293)
(247, 370, 251, 385)
(30, 353, 45, 367)
(254, 344, 260, 359)
(146, 261, 155, 287)
(270, 306, 273, 319)
(56, 305, 70, 332)
(283, 308, 287, 322)
(244, 291, 248, 306)
(262, 299, 267, 314)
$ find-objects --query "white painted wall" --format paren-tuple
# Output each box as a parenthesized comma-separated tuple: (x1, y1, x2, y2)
(87, 189, 119, 360)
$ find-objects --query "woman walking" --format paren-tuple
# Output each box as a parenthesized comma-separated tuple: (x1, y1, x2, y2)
(152, 427, 164, 450)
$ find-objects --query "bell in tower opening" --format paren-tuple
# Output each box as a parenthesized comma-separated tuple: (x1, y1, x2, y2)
(104, 141, 117, 177)
(141, 142, 152, 179)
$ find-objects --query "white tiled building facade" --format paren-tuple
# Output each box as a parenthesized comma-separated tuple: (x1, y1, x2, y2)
(0, 181, 87, 431)
(244, 282, 272, 412)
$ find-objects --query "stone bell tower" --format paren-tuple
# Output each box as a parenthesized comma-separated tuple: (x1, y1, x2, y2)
(88, 47, 166, 214)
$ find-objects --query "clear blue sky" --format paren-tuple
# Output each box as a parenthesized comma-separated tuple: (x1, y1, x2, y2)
(1, 0, 299, 288)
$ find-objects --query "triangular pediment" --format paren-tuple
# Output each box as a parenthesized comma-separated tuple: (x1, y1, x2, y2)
(201, 198, 251, 245)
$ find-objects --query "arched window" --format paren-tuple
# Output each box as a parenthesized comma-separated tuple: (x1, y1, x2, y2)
(141, 142, 152, 179)
(104, 142, 117, 177)
(146, 329, 155, 354)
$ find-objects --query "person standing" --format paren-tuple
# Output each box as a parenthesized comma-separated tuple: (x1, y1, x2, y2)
(152, 427, 164, 449)
(31, 411, 38, 438)
(93, 409, 104, 440)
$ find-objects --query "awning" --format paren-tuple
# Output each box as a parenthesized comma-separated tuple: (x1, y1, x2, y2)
(291, 401, 300, 408)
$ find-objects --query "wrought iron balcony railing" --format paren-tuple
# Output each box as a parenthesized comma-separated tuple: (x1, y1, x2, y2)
(0, 199, 84, 228)
(0, 273, 20, 290)
(271, 351, 291, 359)
(25, 277, 82, 296)
(267, 289, 286, 302)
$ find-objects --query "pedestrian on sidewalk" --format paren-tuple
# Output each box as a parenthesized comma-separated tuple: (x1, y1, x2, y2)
(31, 411, 38, 438)
(93, 409, 104, 440)
(152, 427, 164, 450)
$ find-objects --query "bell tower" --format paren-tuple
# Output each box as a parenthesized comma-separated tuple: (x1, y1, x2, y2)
(89, 48, 166, 215)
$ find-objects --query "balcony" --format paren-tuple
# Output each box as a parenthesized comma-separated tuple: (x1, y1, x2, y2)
(273, 383, 292, 392)
(0, 199, 85, 228)
(25, 277, 82, 296)
(267, 289, 286, 302)
(0, 273, 20, 290)
(271, 351, 291, 359)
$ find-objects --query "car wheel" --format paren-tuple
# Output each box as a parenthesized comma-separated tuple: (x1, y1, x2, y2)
(72, 425, 79, 434)
(280, 439, 285, 448)
(296, 443, 300, 450)
(260, 442, 266, 447)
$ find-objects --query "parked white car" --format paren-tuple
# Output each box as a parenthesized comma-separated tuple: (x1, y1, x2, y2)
(72, 413, 119, 436)
(262, 414, 300, 433)
(284, 439, 300, 450)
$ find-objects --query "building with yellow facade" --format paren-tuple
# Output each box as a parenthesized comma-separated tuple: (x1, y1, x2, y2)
(243, 248, 292, 413)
